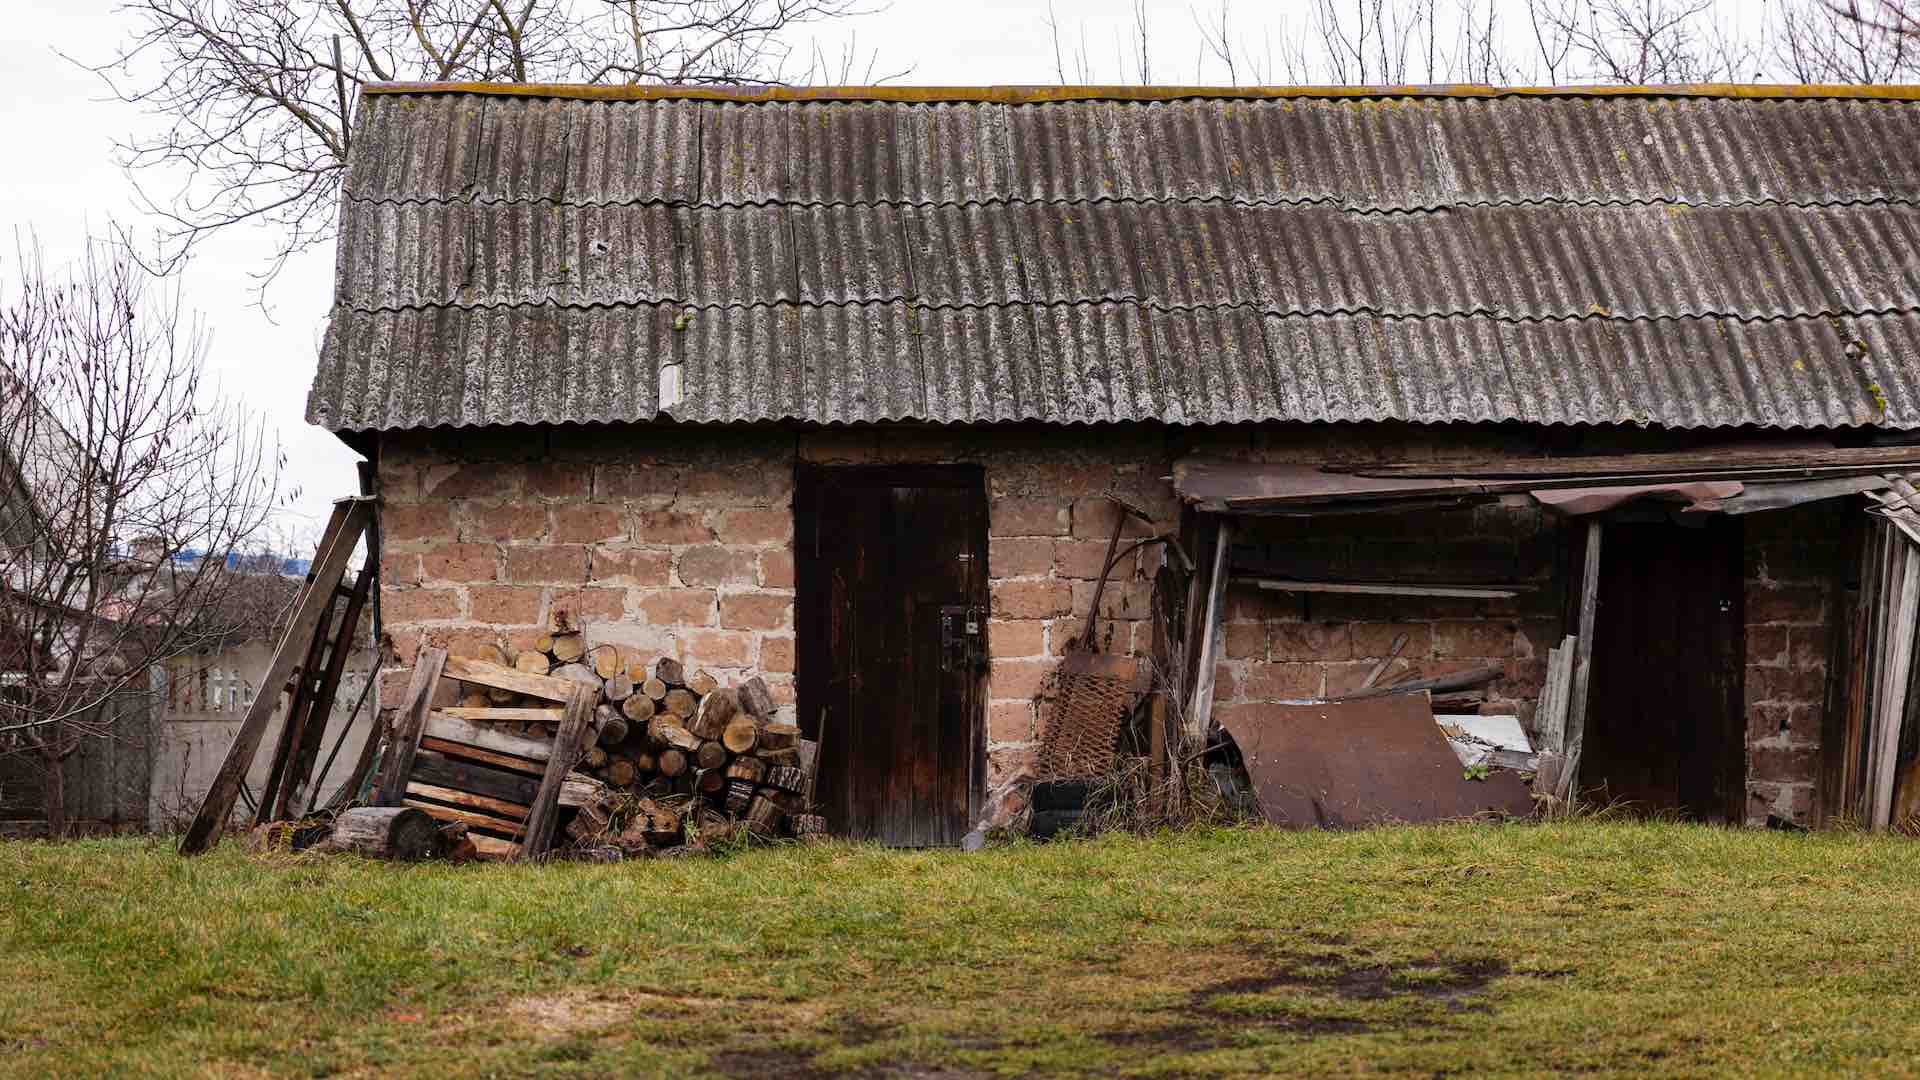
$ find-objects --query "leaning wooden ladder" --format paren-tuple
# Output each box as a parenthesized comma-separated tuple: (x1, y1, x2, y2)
(180, 498, 375, 855)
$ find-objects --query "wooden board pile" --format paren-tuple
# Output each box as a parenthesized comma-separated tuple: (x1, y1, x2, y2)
(445, 631, 824, 857)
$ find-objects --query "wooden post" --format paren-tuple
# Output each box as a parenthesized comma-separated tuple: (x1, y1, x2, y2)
(277, 558, 376, 819)
(372, 648, 449, 804)
(1183, 515, 1234, 743)
(1559, 519, 1604, 802)
(518, 684, 596, 861)
(180, 499, 371, 855)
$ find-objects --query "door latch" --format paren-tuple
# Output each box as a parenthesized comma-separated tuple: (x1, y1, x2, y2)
(940, 604, 986, 673)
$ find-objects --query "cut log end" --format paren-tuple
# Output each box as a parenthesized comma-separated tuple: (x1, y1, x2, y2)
(331, 807, 446, 861)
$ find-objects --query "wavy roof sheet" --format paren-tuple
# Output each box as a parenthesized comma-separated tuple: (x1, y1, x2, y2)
(309, 84, 1920, 432)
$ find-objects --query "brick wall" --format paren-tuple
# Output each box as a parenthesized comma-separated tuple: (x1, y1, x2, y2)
(1742, 502, 1849, 827)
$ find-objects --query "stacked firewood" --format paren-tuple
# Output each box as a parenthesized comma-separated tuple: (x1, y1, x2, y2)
(457, 631, 823, 854)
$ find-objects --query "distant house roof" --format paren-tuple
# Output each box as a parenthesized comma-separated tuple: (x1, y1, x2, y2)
(307, 83, 1920, 434)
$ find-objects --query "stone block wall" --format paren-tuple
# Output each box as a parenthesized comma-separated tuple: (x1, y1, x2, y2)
(1742, 502, 1850, 826)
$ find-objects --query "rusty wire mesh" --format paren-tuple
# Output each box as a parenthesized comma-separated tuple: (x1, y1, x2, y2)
(1033, 668, 1135, 781)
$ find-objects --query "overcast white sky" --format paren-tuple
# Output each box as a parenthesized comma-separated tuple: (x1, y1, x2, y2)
(2, 0, 1780, 547)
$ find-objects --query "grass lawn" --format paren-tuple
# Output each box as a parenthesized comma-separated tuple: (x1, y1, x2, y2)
(2, 822, 1918, 1078)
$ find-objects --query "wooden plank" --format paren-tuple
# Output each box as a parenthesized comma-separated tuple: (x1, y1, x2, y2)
(402, 798, 524, 837)
(372, 647, 449, 805)
(411, 750, 542, 805)
(1350, 444, 1920, 480)
(467, 833, 516, 859)
(180, 499, 370, 855)
(419, 736, 545, 777)
(405, 780, 530, 822)
(443, 655, 576, 703)
(424, 712, 554, 762)
(436, 707, 564, 723)
(1869, 542, 1918, 828)
(517, 685, 595, 860)
(1245, 578, 1523, 599)
(1558, 520, 1604, 802)
(1183, 516, 1234, 742)
(278, 558, 376, 819)
(1335, 664, 1503, 701)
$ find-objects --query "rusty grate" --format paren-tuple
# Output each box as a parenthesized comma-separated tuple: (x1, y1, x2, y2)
(1033, 668, 1134, 781)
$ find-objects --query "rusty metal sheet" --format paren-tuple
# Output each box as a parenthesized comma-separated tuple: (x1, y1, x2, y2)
(1216, 695, 1537, 828)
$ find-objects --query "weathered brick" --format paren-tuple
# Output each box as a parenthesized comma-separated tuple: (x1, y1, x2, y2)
(989, 658, 1054, 700)
(681, 465, 788, 504)
(1272, 622, 1351, 661)
(991, 498, 1070, 537)
(424, 463, 523, 500)
(382, 502, 453, 544)
(633, 509, 714, 545)
(990, 537, 1055, 578)
(1070, 496, 1154, 541)
(1323, 660, 1385, 698)
(1351, 622, 1432, 660)
(685, 629, 755, 668)
(1212, 663, 1238, 700)
(1070, 579, 1151, 621)
(525, 460, 591, 499)
(418, 542, 497, 583)
(992, 579, 1073, 619)
(381, 552, 421, 587)
(594, 463, 682, 502)
(504, 545, 589, 584)
(635, 588, 717, 625)
(1432, 620, 1516, 659)
(1746, 666, 1827, 706)
(550, 587, 627, 623)
(384, 588, 460, 623)
(714, 508, 790, 546)
(463, 501, 548, 542)
(377, 669, 413, 709)
(720, 592, 792, 630)
(1224, 622, 1268, 660)
(990, 620, 1048, 658)
(760, 635, 796, 674)
(430, 627, 514, 661)
(1749, 744, 1818, 784)
(1748, 585, 1827, 626)
(759, 549, 795, 589)
(679, 546, 758, 586)
(1226, 589, 1293, 622)
(589, 546, 671, 586)
(1786, 628, 1829, 673)
(552, 504, 626, 543)
(1055, 539, 1129, 580)
(1240, 662, 1322, 700)
(384, 626, 421, 666)
(468, 585, 544, 625)
(989, 700, 1037, 742)
(1746, 703, 1791, 742)
(1746, 625, 1790, 668)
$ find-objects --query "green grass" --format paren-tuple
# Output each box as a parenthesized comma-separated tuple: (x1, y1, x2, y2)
(2, 823, 1918, 1077)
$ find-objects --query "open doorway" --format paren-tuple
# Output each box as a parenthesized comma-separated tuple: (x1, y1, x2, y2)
(1582, 519, 1747, 821)
(794, 465, 988, 846)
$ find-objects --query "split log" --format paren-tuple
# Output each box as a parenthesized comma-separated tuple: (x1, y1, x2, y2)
(598, 716, 630, 747)
(604, 674, 635, 702)
(722, 717, 759, 755)
(664, 689, 698, 720)
(725, 757, 765, 784)
(535, 632, 556, 655)
(584, 746, 609, 770)
(558, 772, 611, 809)
(649, 720, 702, 752)
(657, 749, 689, 778)
(626, 658, 651, 682)
(515, 650, 552, 675)
(689, 688, 739, 740)
(688, 669, 720, 696)
(551, 633, 588, 664)
(605, 757, 638, 787)
(765, 765, 805, 792)
(790, 813, 827, 838)
(331, 807, 446, 861)
(622, 693, 657, 723)
(760, 722, 801, 751)
(552, 662, 605, 694)
(642, 677, 669, 701)
(654, 657, 686, 686)
(633, 751, 657, 773)
(725, 779, 756, 814)
(593, 645, 624, 679)
(744, 793, 782, 837)
(758, 747, 801, 767)
(696, 740, 728, 771)
(694, 768, 727, 796)
(739, 677, 776, 719)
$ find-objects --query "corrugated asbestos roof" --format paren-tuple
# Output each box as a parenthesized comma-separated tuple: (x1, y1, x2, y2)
(310, 85, 1920, 432)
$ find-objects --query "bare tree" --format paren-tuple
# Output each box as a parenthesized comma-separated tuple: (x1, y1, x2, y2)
(0, 234, 283, 835)
(1781, 1, 1920, 80)
(86, 1, 897, 303)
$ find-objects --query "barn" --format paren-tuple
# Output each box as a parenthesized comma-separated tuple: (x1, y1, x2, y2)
(307, 83, 1920, 842)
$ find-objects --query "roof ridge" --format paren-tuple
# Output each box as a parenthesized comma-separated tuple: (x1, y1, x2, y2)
(360, 82, 1920, 105)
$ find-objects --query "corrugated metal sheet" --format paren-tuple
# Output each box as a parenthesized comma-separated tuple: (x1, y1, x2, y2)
(308, 303, 1920, 431)
(313, 90, 1920, 432)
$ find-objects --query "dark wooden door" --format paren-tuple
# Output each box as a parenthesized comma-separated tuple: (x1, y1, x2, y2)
(1584, 519, 1746, 821)
(796, 466, 987, 846)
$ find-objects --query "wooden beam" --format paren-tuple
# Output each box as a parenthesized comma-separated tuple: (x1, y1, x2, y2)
(1183, 515, 1234, 743)
(1558, 520, 1604, 802)
(1348, 444, 1920, 479)
(443, 655, 577, 703)
(516, 685, 595, 861)
(372, 647, 448, 805)
(401, 798, 525, 837)
(423, 712, 554, 762)
(180, 498, 371, 855)
(419, 736, 545, 776)
(435, 706, 564, 723)
(1242, 578, 1523, 599)
(404, 781, 530, 822)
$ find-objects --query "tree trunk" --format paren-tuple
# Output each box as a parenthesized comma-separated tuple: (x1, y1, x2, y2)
(331, 807, 445, 860)
(43, 744, 67, 840)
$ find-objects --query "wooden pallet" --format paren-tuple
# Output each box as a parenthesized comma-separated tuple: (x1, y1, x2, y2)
(372, 648, 596, 860)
